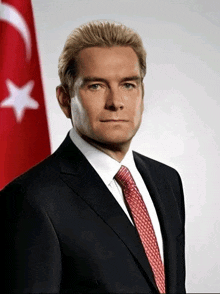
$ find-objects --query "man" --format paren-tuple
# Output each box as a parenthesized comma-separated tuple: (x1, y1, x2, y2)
(4, 21, 186, 293)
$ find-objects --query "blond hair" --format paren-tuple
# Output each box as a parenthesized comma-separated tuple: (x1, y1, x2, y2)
(58, 20, 147, 93)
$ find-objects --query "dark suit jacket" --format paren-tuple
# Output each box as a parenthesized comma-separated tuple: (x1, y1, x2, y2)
(3, 134, 186, 293)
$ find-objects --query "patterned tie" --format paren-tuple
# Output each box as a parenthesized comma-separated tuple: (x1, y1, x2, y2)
(115, 165, 166, 294)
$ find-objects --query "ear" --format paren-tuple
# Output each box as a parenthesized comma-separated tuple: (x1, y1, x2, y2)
(56, 86, 71, 118)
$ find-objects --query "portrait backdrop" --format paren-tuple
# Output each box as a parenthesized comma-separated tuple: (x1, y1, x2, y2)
(9, 0, 220, 292)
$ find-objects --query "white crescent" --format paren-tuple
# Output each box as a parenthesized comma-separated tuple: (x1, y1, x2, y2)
(1, 3, 32, 61)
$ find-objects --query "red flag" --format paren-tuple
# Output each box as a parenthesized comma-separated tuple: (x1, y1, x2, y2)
(0, 0, 51, 190)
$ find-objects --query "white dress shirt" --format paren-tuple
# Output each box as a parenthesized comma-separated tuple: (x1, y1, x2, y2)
(69, 128, 164, 261)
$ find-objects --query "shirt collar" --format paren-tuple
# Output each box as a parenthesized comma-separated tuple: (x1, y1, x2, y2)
(69, 128, 136, 186)
(69, 128, 122, 186)
(120, 148, 137, 174)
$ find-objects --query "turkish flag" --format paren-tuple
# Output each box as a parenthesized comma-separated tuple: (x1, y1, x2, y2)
(0, 0, 51, 190)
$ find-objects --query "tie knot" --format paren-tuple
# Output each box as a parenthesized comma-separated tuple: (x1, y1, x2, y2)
(115, 165, 135, 189)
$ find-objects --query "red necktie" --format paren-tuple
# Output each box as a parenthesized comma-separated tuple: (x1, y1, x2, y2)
(115, 165, 166, 293)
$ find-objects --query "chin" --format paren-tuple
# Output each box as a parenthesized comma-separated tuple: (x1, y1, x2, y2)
(96, 133, 134, 147)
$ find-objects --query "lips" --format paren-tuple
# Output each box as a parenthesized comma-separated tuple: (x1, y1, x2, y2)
(100, 119, 128, 122)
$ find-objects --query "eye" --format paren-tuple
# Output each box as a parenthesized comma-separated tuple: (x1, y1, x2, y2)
(88, 83, 101, 90)
(123, 83, 136, 89)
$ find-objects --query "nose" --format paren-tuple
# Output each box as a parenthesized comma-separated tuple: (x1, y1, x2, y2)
(105, 88, 124, 111)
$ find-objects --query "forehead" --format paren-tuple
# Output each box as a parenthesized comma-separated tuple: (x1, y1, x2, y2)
(76, 46, 141, 78)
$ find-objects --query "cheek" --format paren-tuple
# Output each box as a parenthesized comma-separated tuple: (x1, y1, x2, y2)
(126, 89, 143, 111)
(71, 97, 101, 132)
(81, 103, 100, 127)
(80, 96, 105, 124)
(132, 97, 144, 118)
(70, 98, 87, 126)
(140, 98, 144, 114)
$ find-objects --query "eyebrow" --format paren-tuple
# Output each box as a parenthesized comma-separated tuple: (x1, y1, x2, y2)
(121, 76, 142, 83)
(82, 77, 107, 85)
(81, 75, 142, 86)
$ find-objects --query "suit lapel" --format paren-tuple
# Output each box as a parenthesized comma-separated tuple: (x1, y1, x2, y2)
(134, 152, 184, 293)
(55, 135, 158, 292)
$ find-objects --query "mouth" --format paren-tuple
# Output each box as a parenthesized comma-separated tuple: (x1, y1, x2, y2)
(100, 119, 128, 122)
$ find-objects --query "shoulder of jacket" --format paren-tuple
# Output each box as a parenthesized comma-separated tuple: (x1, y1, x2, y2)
(133, 151, 180, 177)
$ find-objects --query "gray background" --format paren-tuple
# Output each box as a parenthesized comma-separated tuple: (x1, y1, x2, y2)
(13, 0, 220, 292)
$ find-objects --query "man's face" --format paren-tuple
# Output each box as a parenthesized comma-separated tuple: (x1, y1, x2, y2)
(70, 46, 144, 149)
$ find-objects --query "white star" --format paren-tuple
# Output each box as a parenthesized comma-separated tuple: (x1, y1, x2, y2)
(0, 79, 39, 123)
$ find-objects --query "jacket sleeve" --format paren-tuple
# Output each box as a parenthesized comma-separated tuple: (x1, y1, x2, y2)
(3, 183, 62, 294)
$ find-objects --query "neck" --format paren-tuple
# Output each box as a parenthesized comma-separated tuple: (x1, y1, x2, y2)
(80, 135, 130, 162)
